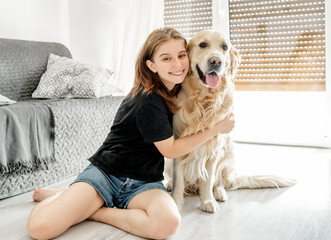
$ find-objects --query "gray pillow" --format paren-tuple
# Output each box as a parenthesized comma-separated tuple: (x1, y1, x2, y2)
(32, 54, 121, 99)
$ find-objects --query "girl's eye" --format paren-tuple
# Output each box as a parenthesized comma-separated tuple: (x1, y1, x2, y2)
(179, 53, 187, 58)
(163, 57, 170, 61)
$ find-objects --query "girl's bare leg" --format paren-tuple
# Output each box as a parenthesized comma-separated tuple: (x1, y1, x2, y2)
(27, 182, 104, 239)
(89, 189, 181, 240)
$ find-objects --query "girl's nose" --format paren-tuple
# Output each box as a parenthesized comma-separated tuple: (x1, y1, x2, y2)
(173, 57, 183, 67)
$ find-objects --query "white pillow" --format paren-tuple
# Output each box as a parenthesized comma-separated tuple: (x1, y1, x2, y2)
(0, 94, 16, 105)
(32, 54, 122, 99)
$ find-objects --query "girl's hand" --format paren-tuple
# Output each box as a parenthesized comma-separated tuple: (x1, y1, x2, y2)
(214, 113, 235, 134)
(154, 113, 235, 159)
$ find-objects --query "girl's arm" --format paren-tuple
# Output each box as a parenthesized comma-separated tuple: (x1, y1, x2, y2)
(154, 113, 235, 159)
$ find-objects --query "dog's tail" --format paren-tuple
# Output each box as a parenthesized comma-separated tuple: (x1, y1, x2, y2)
(226, 175, 297, 190)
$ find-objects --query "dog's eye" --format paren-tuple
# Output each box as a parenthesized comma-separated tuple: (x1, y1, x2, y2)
(222, 45, 228, 50)
(199, 42, 207, 48)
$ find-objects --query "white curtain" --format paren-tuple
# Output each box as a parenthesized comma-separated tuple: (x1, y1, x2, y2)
(0, 0, 163, 94)
(68, 0, 164, 94)
(107, 0, 164, 94)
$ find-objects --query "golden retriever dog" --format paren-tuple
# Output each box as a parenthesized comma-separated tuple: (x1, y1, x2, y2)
(164, 29, 297, 213)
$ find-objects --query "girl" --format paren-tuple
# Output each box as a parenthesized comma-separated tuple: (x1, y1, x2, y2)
(27, 27, 235, 240)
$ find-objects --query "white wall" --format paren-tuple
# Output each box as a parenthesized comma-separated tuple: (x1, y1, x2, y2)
(0, 0, 70, 45)
(212, 0, 229, 37)
(233, 91, 328, 147)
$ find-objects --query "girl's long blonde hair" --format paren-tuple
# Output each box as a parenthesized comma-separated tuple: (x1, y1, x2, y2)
(128, 27, 187, 113)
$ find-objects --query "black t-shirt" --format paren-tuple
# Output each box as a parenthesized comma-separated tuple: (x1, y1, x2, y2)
(89, 90, 173, 182)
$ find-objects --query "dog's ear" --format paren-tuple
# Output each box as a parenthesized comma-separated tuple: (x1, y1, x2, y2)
(228, 45, 241, 78)
(186, 39, 193, 53)
(186, 40, 194, 75)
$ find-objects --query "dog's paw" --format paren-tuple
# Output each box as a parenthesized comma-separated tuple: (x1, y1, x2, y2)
(164, 181, 172, 192)
(200, 199, 219, 213)
(172, 194, 184, 211)
(174, 199, 184, 212)
(214, 187, 228, 202)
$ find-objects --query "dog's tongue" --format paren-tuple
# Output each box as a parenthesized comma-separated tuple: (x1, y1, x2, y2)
(205, 72, 220, 88)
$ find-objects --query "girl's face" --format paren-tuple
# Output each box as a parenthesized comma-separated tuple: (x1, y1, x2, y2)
(146, 39, 189, 91)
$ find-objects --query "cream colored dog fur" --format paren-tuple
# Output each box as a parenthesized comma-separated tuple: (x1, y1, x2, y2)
(165, 29, 296, 213)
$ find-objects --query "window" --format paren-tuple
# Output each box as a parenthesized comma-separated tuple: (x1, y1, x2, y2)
(164, 0, 212, 39)
(227, 0, 330, 147)
(229, 0, 326, 91)
(163, 0, 330, 147)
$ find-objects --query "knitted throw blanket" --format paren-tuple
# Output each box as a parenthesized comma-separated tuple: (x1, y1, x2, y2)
(0, 101, 55, 174)
(0, 96, 124, 174)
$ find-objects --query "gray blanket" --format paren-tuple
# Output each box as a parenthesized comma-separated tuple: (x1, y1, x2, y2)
(0, 101, 54, 173)
(0, 96, 124, 175)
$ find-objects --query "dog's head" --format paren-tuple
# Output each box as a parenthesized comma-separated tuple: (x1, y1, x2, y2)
(187, 29, 240, 89)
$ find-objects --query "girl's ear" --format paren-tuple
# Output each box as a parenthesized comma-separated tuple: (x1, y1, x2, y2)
(146, 60, 157, 73)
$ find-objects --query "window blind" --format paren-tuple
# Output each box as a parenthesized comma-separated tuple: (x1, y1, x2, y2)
(164, 0, 212, 39)
(229, 0, 326, 91)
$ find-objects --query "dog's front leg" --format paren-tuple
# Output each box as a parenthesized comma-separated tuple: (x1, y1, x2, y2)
(199, 159, 219, 213)
(171, 159, 185, 211)
(163, 158, 173, 191)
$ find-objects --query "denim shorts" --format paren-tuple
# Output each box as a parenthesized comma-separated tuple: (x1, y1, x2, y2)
(71, 163, 166, 209)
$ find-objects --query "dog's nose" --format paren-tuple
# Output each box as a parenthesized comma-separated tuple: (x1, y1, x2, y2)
(209, 57, 222, 67)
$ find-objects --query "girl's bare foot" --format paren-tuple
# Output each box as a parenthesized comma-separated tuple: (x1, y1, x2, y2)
(32, 188, 66, 202)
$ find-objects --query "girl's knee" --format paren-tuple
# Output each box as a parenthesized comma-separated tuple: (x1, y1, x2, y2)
(165, 212, 181, 235)
(27, 212, 66, 240)
(27, 216, 53, 239)
(148, 211, 181, 239)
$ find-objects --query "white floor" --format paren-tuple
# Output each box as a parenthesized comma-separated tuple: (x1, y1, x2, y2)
(0, 143, 330, 240)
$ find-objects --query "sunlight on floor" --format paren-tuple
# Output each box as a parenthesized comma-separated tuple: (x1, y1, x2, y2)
(234, 143, 331, 210)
